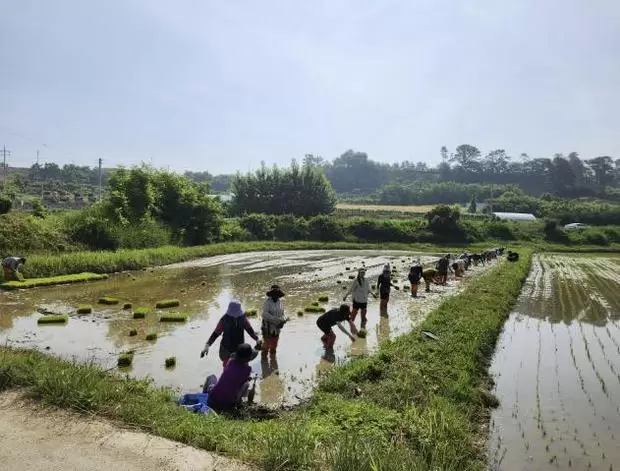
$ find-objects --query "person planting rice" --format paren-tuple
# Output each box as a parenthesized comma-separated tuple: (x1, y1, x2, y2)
(2, 256, 26, 281)
(261, 284, 289, 360)
(452, 262, 464, 278)
(343, 268, 377, 331)
(202, 343, 258, 412)
(201, 300, 261, 367)
(377, 264, 399, 316)
(316, 304, 356, 350)
(408, 262, 423, 298)
(421, 267, 440, 292)
(436, 255, 450, 285)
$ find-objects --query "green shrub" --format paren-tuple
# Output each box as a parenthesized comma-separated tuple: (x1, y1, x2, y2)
(218, 219, 251, 242)
(274, 214, 307, 241)
(307, 215, 345, 241)
(155, 299, 180, 309)
(239, 214, 274, 240)
(65, 207, 120, 250)
(483, 221, 517, 240)
(0, 194, 12, 214)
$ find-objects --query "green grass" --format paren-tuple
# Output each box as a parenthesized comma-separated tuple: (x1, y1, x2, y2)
(145, 333, 158, 341)
(318, 296, 329, 302)
(155, 299, 180, 309)
(76, 305, 92, 314)
(98, 297, 119, 305)
(159, 313, 188, 322)
(0, 272, 108, 290)
(165, 357, 176, 368)
(37, 315, 68, 324)
(133, 307, 149, 319)
(0, 251, 533, 470)
(304, 305, 326, 313)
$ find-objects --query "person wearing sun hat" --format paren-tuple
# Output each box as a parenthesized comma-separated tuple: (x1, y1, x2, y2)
(261, 284, 289, 360)
(201, 300, 260, 367)
(203, 342, 258, 411)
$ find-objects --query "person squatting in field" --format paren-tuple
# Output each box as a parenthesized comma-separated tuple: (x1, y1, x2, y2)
(2, 256, 26, 281)
(316, 304, 356, 349)
(202, 343, 258, 412)
(421, 267, 441, 292)
(377, 264, 399, 316)
(261, 284, 289, 360)
(452, 260, 465, 278)
(201, 300, 261, 367)
(408, 261, 423, 298)
(343, 268, 377, 332)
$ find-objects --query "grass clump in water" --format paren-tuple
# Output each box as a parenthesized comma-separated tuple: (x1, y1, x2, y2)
(129, 329, 138, 337)
(123, 303, 132, 310)
(246, 309, 258, 317)
(133, 307, 149, 319)
(117, 352, 134, 367)
(37, 315, 68, 324)
(159, 313, 188, 322)
(357, 328, 367, 338)
(145, 333, 158, 341)
(297, 311, 304, 316)
(318, 296, 329, 302)
(165, 357, 176, 368)
(155, 299, 180, 309)
(304, 305, 326, 313)
(98, 297, 119, 305)
(1, 272, 108, 291)
(76, 305, 92, 314)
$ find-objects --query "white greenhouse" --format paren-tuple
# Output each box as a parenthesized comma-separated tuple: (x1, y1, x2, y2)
(492, 212, 537, 221)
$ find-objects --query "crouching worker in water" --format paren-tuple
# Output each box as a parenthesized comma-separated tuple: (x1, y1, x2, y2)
(2, 256, 26, 281)
(421, 268, 439, 293)
(202, 343, 258, 412)
(201, 300, 260, 367)
(316, 304, 356, 350)
(408, 262, 423, 298)
(451, 262, 464, 278)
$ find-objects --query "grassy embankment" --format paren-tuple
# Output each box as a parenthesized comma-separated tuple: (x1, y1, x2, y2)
(5, 240, 495, 281)
(0, 250, 532, 470)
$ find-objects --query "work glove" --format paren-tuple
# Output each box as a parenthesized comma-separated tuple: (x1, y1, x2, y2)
(200, 344, 209, 358)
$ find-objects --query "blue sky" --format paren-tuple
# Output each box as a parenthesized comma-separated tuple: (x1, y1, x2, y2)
(1, 0, 619, 174)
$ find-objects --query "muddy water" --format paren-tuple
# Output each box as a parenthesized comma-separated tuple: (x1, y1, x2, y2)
(1, 250, 490, 406)
(489, 254, 620, 471)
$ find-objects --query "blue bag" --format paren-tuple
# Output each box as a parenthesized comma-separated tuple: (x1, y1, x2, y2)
(177, 393, 216, 415)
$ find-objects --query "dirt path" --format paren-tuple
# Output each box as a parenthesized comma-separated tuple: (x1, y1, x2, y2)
(0, 391, 252, 471)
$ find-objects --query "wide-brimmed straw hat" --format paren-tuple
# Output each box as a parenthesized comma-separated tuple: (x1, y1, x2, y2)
(232, 343, 258, 362)
(266, 284, 285, 298)
(225, 300, 244, 318)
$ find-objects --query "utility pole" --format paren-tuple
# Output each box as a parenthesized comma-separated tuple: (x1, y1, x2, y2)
(98, 158, 103, 201)
(1, 145, 11, 187)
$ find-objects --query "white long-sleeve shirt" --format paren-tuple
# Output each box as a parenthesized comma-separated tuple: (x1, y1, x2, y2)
(345, 278, 373, 303)
(262, 298, 286, 336)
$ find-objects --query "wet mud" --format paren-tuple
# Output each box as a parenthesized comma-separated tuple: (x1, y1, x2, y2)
(1, 250, 492, 405)
(489, 254, 620, 471)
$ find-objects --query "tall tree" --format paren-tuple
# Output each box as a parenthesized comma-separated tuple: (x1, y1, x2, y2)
(587, 156, 615, 188)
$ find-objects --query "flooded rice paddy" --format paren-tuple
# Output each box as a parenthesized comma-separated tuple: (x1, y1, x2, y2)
(489, 254, 620, 471)
(1, 250, 492, 405)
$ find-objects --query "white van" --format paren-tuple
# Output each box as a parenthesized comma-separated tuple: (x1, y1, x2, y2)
(564, 223, 588, 230)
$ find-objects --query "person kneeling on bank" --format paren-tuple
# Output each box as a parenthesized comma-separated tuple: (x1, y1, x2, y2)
(202, 343, 258, 412)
